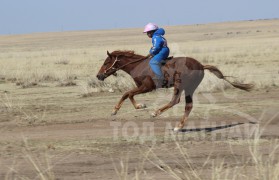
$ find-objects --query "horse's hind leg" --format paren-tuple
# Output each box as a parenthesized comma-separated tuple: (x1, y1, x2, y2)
(151, 86, 183, 117)
(174, 94, 193, 131)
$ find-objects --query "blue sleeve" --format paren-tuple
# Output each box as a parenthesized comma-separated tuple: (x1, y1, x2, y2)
(149, 36, 163, 56)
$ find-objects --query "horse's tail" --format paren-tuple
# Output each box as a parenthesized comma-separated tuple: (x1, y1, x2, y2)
(203, 65, 254, 91)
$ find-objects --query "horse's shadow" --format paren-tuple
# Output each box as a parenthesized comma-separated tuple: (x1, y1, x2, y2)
(176, 122, 257, 133)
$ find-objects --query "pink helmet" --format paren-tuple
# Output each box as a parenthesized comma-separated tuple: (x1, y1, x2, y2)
(143, 23, 158, 33)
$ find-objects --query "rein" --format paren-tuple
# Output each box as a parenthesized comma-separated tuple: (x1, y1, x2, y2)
(104, 56, 149, 74)
(116, 56, 148, 70)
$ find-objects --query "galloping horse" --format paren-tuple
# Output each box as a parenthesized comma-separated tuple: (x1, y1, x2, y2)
(96, 50, 253, 131)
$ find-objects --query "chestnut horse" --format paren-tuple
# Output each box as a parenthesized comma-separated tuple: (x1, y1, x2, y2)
(97, 50, 253, 131)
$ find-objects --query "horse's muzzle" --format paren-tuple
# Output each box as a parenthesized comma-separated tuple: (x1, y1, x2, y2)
(96, 74, 106, 81)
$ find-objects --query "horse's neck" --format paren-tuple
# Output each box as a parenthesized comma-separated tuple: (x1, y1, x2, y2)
(120, 57, 149, 75)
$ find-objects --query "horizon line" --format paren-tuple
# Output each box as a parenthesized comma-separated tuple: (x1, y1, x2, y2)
(1, 18, 278, 37)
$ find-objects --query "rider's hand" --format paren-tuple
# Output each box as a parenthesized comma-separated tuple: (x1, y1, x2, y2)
(146, 53, 152, 58)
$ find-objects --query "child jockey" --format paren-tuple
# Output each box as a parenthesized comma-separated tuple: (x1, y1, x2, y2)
(143, 23, 170, 88)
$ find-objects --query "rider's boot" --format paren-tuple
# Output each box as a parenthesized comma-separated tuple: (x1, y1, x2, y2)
(152, 78, 168, 89)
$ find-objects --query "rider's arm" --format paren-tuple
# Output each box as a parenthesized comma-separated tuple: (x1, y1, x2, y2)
(149, 36, 163, 56)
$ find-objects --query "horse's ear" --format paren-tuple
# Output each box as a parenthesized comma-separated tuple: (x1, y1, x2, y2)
(107, 51, 112, 59)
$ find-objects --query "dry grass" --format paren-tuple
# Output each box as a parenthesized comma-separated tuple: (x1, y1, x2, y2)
(1, 93, 47, 125)
(4, 138, 55, 180)
(112, 114, 279, 180)
(0, 19, 278, 93)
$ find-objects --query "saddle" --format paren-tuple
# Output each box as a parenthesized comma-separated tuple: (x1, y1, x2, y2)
(161, 56, 173, 65)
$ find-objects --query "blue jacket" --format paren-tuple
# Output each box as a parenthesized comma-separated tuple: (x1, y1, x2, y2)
(149, 28, 169, 56)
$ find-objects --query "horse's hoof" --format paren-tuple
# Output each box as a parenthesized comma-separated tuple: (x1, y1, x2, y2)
(111, 110, 118, 116)
(151, 112, 157, 117)
(136, 104, 147, 109)
(151, 110, 161, 117)
(173, 127, 182, 132)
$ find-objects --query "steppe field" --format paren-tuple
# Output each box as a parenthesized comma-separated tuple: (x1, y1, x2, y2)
(0, 19, 279, 180)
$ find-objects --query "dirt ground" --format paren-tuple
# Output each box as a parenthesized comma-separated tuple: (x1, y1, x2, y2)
(1, 19, 279, 179)
(0, 84, 279, 179)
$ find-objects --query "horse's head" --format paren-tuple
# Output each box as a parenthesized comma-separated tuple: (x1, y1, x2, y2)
(96, 51, 119, 81)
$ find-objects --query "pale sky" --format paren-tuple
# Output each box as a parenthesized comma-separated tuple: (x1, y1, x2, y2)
(1, 0, 278, 35)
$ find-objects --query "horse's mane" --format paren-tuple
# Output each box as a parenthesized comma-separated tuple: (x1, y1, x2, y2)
(110, 50, 146, 59)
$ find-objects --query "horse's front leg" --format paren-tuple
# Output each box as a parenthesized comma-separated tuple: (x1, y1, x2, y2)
(112, 91, 130, 115)
(112, 85, 151, 115)
(129, 94, 147, 109)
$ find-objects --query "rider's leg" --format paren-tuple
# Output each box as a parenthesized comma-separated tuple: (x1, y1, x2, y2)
(149, 58, 163, 78)
(149, 61, 163, 88)
(149, 55, 165, 88)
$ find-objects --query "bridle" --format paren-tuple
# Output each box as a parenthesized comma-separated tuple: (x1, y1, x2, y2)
(104, 56, 121, 74)
(103, 55, 148, 75)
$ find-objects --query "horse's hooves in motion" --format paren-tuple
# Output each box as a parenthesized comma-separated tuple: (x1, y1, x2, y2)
(151, 112, 157, 117)
(151, 110, 161, 118)
(136, 103, 147, 109)
(111, 109, 118, 116)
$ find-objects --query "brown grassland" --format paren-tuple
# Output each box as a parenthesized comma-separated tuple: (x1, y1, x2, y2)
(0, 19, 279, 179)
